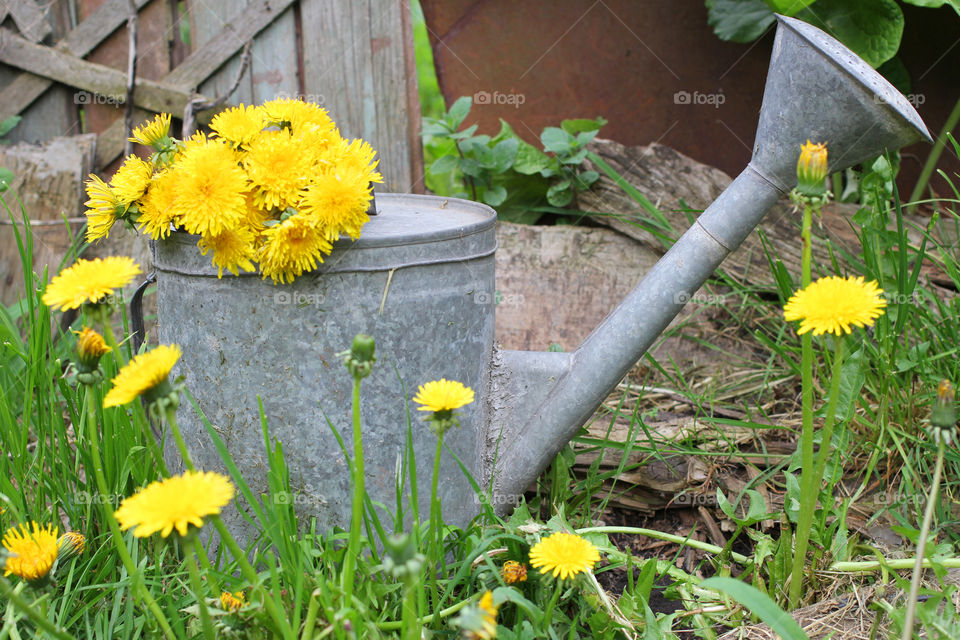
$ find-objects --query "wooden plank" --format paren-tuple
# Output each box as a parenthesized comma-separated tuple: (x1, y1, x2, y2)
(0, 0, 152, 120)
(248, 6, 299, 102)
(189, 0, 254, 104)
(164, 0, 296, 89)
(95, 0, 295, 168)
(0, 0, 76, 144)
(299, 0, 422, 193)
(0, 28, 206, 115)
(4, 0, 52, 42)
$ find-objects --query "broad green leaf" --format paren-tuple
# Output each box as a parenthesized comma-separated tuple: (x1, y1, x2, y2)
(831, 345, 865, 420)
(541, 127, 573, 154)
(429, 154, 457, 174)
(797, 0, 903, 68)
(513, 141, 552, 175)
(492, 138, 519, 173)
(546, 181, 573, 207)
(447, 96, 472, 128)
(764, 0, 817, 14)
(561, 117, 607, 135)
(701, 578, 809, 640)
(902, 0, 960, 16)
(483, 185, 507, 206)
(706, 0, 776, 43)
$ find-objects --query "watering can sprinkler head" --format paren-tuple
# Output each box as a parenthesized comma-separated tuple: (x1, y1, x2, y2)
(489, 14, 932, 511)
(751, 15, 931, 192)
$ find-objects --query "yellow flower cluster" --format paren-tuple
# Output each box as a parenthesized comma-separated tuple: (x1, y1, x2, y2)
(84, 99, 382, 284)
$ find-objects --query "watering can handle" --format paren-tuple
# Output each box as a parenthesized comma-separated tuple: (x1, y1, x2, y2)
(130, 271, 157, 355)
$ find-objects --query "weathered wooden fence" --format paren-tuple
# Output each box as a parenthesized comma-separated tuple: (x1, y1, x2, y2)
(0, 0, 422, 303)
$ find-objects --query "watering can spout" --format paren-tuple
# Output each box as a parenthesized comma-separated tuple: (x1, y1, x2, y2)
(489, 14, 932, 508)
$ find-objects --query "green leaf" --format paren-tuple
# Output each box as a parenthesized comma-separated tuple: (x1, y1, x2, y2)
(764, 0, 817, 14)
(483, 185, 507, 206)
(541, 127, 573, 154)
(429, 154, 458, 174)
(701, 578, 809, 640)
(513, 142, 552, 175)
(546, 180, 573, 207)
(447, 96, 472, 128)
(561, 117, 607, 135)
(492, 138, 519, 173)
(796, 0, 903, 68)
(831, 345, 865, 421)
(0, 115, 21, 138)
(706, 0, 776, 43)
(902, 0, 960, 16)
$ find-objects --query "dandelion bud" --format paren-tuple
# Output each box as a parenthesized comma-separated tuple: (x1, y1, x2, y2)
(75, 327, 111, 376)
(342, 334, 376, 380)
(796, 140, 828, 197)
(57, 531, 86, 563)
(931, 380, 956, 444)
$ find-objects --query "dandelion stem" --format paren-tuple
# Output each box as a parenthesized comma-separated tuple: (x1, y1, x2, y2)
(428, 432, 445, 611)
(375, 596, 472, 630)
(186, 544, 216, 640)
(789, 201, 816, 610)
(0, 575, 76, 640)
(541, 578, 563, 632)
(165, 407, 195, 472)
(576, 526, 750, 565)
(341, 375, 365, 624)
(901, 437, 947, 640)
(84, 388, 176, 640)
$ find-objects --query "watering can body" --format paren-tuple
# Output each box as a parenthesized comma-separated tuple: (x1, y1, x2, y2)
(153, 15, 931, 536)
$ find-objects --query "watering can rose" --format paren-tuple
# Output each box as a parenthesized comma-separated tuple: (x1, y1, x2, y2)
(83, 99, 383, 284)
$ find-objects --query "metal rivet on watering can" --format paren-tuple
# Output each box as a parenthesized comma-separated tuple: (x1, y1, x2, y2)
(150, 15, 932, 539)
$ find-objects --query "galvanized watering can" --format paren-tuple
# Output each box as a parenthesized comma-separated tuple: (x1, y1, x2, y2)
(153, 15, 930, 536)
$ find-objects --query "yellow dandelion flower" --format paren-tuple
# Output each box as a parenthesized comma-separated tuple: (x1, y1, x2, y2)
(210, 104, 266, 147)
(103, 344, 181, 408)
(75, 327, 111, 370)
(2, 522, 59, 583)
(529, 532, 600, 580)
(219, 590, 245, 612)
(319, 137, 382, 184)
(783, 275, 886, 336)
(501, 560, 527, 584)
(42, 256, 141, 311)
(261, 97, 336, 136)
(110, 155, 153, 206)
(412, 379, 475, 413)
(458, 591, 499, 640)
(170, 134, 248, 237)
(244, 130, 315, 211)
(137, 169, 179, 239)
(198, 225, 258, 277)
(299, 167, 373, 241)
(258, 215, 332, 284)
(84, 174, 126, 242)
(129, 113, 172, 148)
(114, 470, 235, 538)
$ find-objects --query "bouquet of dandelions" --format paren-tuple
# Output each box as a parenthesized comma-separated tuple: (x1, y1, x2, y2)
(83, 98, 383, 284)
